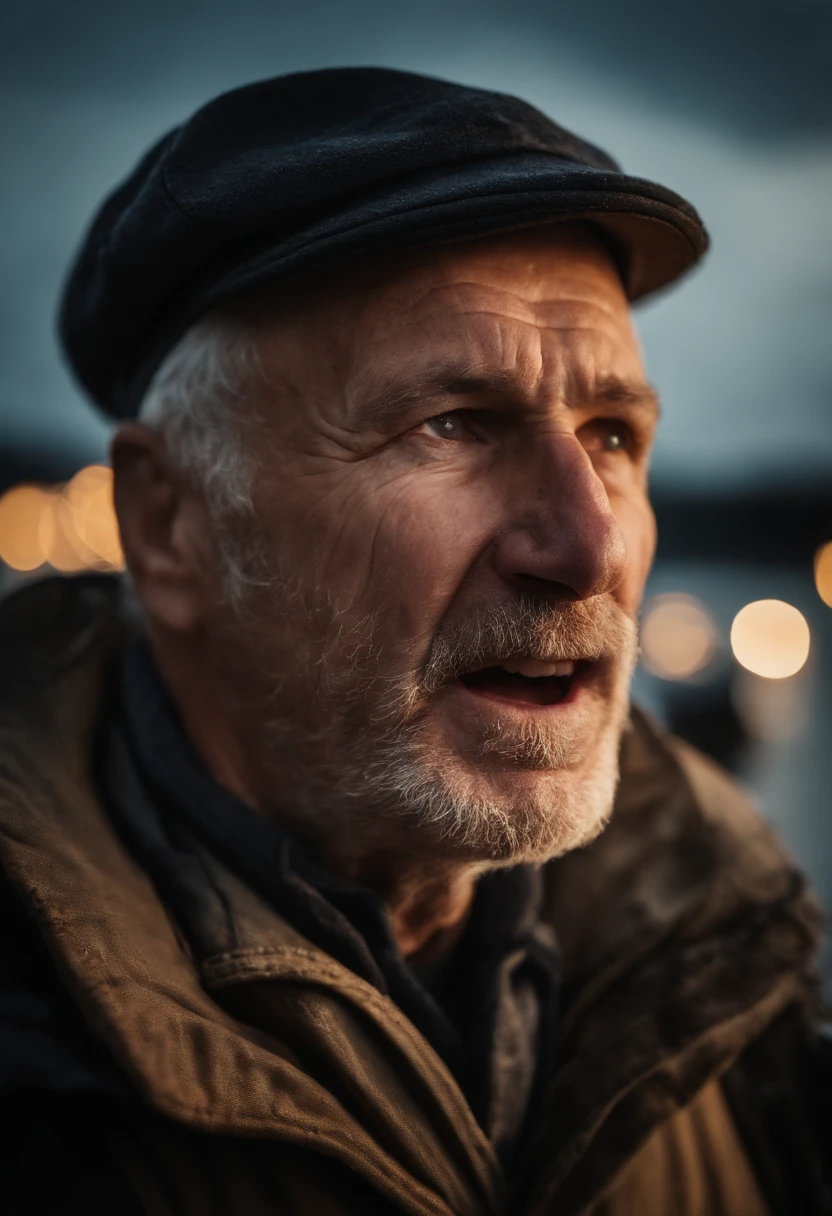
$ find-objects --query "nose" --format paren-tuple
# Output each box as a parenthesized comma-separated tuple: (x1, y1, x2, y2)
(493, 433, 628, 601)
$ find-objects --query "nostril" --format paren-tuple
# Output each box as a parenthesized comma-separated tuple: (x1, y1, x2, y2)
(515, 574, 579, 601)
(492, 495, 627, 601)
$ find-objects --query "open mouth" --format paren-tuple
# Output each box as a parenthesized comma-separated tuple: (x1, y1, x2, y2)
(457, 658, 589, 707)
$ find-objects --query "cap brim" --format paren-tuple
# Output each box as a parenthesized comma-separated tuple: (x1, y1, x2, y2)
(206, 151, 705, 300)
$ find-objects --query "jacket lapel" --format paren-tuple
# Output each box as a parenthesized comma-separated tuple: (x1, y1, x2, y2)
(519, 711, 820, 1215)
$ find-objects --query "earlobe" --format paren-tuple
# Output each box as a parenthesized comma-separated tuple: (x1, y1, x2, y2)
(110, 424, 209, 633)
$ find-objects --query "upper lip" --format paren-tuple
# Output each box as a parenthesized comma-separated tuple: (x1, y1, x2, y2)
(463, 656, 589, 679)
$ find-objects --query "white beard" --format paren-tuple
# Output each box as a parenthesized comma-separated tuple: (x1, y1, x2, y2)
(251, 599, 639, 867)
(339, 626, 636, 865)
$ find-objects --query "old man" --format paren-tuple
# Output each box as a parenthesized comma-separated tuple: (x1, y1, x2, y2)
(0, 68, 828, 1214)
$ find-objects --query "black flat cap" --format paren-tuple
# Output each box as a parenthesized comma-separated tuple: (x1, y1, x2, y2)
(59, 67, 709, 419)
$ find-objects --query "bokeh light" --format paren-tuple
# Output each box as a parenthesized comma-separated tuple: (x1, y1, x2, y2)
(640, 593, 718, 679)
(730, 599, 810, 678)
(39, 489, 94, 571)
(64, 465, 123, 569)
(0, 466, 123, 575)
(0, 484, 56, 571)
(815, 542, 832, 609)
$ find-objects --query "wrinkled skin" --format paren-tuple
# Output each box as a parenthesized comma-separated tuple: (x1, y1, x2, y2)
(113, 222, 658, 952)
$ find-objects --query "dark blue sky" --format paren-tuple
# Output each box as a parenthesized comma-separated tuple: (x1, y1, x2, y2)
(2, 0, 830, 488)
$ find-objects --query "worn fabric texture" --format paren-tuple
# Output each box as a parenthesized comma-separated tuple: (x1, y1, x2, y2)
(111, 637, 560, 1165)
(57, 67, 708, 419)
(0, 575, 829, 1215)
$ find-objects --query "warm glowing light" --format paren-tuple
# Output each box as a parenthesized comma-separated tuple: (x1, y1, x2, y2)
(0, 484, 53, 571)
(815, 542, 832, 609)
(640, 593, 717, 679)
(64, 465, 123, 569)
(0, 466, 124, 576)
(730, 599, 810, 679)
(38, 490, 96, 572)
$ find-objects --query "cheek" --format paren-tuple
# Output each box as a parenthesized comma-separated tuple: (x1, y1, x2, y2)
(260, 461, 498, 643)
(612, 492, 656, 615)
(354, 471, 498, 639)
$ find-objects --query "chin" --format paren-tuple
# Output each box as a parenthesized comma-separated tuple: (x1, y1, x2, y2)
(383, 722, 624, 866)
(468, 764, 618, 864)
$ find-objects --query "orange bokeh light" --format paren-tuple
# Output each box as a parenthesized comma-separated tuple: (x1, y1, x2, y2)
(640, 593, 717, 680)
(0, 466, 124, 575)
(0, 484, 53, 571)
(815, 542, 832, 609)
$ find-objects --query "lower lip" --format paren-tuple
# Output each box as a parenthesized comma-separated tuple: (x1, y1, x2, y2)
(452, 667, 591, 711)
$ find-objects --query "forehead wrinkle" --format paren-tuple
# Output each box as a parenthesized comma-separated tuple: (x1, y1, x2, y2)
(343, 280, 639, 427)
(341, 303, 536, 427)
(350, 268, 632, 367)
(389, 279, 625, 332)
(351, 355, 655, 433)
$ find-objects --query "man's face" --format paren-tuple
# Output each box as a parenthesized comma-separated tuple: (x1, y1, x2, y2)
(206, 224, 657, 866)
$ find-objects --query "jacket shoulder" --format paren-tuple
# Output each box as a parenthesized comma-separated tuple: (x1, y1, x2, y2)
(0, 863, 127, 1102)
(0, 577, 128, 1100)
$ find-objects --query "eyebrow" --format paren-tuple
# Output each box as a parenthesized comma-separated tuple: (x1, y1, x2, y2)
(359, 365, 515, 427)
(591, 375, 662, 419)
(360, 362, 661, 426)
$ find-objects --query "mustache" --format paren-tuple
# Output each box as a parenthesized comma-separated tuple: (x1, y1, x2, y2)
(419, 594, 635, 695)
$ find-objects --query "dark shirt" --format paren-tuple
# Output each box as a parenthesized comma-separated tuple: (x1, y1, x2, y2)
(109, 642, 560, 1162)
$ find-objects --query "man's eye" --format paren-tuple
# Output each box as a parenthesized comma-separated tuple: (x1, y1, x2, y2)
(602, 425, 629, 452)
(419, 413, 469, 440)
(580, 420, 633, 455)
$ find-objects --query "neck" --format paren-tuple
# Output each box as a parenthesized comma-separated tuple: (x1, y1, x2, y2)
(147, 627, 480, 959)
(324, 849, 482, 958)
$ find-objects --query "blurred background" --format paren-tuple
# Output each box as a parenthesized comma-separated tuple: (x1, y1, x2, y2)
(1, 1, 831, 967)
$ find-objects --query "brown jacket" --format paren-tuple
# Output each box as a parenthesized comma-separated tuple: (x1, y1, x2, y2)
(0, 576, 826, 1215)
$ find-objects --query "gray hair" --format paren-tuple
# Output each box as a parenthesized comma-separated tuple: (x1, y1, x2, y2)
(138, 315, 258, 513)
(136, 314, 264, 607)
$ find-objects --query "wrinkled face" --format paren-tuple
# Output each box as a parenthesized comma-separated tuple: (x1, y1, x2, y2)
(209, 224, 657, 865)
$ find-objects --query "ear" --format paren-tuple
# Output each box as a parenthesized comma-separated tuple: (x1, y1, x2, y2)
(111, 423, 213, 632)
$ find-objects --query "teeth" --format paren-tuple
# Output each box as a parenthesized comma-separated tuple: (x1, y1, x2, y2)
(499, 658, 576, 678)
